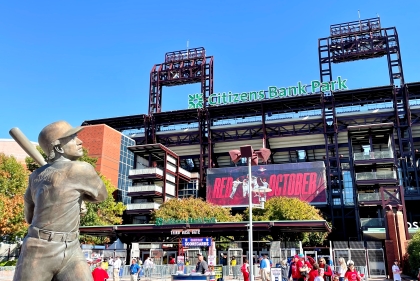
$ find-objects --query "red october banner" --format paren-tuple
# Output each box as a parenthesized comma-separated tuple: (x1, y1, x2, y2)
(206, 162, 327, 207)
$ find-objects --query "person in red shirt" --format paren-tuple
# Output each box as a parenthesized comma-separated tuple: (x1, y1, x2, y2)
(318, 258, 333, 281)
(289, 255, 302, 281)
(344, 261, 360, 281)
(92, 262, 109, 281)
(308, 263, 320, 281)
(169, 256, 175, 264)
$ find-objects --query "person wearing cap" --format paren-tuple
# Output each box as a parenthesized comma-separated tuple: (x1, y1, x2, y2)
(196, 253, 208, 274)
(289, 255, 302, 281)
(12, 121, 108, 281)
(392, 260, 401, 281)
(344, 260, 360, 281)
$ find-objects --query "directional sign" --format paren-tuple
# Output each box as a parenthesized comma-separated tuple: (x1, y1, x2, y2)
(182, 238, 212, 247)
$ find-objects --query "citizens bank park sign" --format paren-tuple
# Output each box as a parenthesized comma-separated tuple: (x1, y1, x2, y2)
(188, 77, 348, 109)
(206, 162, 327, 207)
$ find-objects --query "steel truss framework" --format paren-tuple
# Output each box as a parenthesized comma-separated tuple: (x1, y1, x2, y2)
(80, 19, 420, 240)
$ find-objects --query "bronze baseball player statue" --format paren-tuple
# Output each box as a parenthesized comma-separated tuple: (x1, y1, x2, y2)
(13, 121, 108, 281)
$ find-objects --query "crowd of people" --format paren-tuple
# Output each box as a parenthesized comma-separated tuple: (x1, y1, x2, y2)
(89, 256, 154, 281)
(88, 252, 402, 281)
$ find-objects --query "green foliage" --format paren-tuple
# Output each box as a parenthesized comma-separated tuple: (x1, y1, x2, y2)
(407, 229, 420, 273)
(152, 197, 243, 223)
(25, 146, 47, 172)
(0, 260, 17, 266)
(0, 153, 28, 238)
(80, 175, 126, 226)
(245, 197, 329, 246)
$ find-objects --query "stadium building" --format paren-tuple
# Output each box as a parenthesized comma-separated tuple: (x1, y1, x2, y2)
(80, 18, 420, 269)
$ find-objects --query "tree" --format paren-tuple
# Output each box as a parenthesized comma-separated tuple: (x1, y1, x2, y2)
(80, 175, 126, 226)
(407, 229, 420, 274)
(0, 153, 29, 239)
(245, 197, 329, 246)
(152, 197, 243, 223)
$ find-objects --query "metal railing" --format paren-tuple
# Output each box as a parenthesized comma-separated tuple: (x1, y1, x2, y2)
(360, 218, 385, 229)
(354, 151, 393, 161)
(357, 192, 391, 202)
(128, 185, 163, 194)
(355, 171, 397, 181)
(129, 167, 164, 177)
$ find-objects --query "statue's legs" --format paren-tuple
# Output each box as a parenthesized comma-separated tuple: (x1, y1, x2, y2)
(13, 236, 92, 281)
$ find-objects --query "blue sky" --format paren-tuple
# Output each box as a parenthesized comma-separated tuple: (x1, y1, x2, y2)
(1, 1, 420, 142)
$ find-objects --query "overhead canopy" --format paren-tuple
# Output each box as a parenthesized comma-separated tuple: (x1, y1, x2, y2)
(79, 220, 331, 238)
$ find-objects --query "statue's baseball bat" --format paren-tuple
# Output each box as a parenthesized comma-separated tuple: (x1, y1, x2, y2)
(9, 127, 47, 166)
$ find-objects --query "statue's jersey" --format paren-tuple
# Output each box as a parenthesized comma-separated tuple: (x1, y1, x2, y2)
(24, 160, 106, 232)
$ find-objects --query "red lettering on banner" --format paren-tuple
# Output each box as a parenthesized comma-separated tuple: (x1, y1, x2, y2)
(295, 173, 303, 196)
(282, 174, 288, 195)
(224, 177, 233, 198)
(285, 174, 294, 195)
(269, 175, 277, 196)
(303, 173, 310, 194)
(276, 174, 282, 196)
(214, 178, 221, 198)
(309, 173, 317, 194)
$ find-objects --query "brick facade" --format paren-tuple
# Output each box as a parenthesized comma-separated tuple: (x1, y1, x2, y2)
(78, 124, 122, 187)
(384, 205, 408, 278)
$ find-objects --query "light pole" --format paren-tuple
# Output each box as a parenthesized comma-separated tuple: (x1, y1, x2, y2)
(229, 145, 271, 281)
(239, 145, 255, 281)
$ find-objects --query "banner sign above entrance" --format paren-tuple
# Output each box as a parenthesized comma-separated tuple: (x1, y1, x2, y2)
(188, 77, 348, 109)
(206, 162, 327, 207)
(182, 238, 212, 247)
(171, 229, 201, 235)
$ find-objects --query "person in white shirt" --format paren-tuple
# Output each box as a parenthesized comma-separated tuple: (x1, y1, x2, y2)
(315, 268, 325, 281)
(337, 257, 347, 281)
(392, 260, 401, 281)
(113, 256, 122, 281)
(144, 257, 154, 279)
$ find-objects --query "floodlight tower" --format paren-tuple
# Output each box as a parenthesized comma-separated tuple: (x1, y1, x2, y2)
(318, 17, 414, 239)
(148, 47, 214, 114)
(148, 47, 214, 190)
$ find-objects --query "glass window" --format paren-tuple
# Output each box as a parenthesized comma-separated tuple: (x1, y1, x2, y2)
(297, 150, 306, 160)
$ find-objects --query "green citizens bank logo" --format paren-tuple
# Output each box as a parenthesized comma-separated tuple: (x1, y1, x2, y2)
(187, 77, 348, 108)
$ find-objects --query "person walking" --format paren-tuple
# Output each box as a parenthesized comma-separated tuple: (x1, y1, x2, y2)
(231, 256, 238, 279)
(144, 257, 154, 280)
(129, 259, 141, 281)
(337, 258, 347, 281)
(92, 262, 109, 281)
(195, 253, 208, 274)
(318, 258, 332, 281)
(392, 260, 402, 281)
(314, 268, 325, 281)
(308, 263, 320, 281)
(344, 260, 361, 281)
(280, 259, 289, 281)
(241, 258, 250, 281)
(260, 254, 271, 281)
(113, 256, 122, 281)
